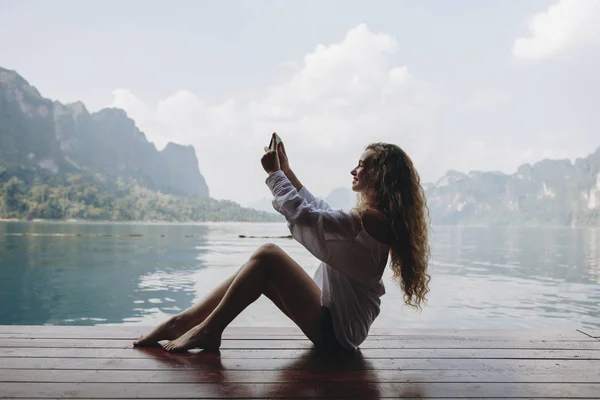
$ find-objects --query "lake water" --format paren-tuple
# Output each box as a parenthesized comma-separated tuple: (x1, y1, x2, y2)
(0, 221, 598, 330)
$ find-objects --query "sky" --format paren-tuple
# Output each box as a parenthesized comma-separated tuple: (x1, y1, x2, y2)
(1, 0, 600, 206)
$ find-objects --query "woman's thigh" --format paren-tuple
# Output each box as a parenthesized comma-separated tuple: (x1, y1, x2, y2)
(255, 244, 324, 347)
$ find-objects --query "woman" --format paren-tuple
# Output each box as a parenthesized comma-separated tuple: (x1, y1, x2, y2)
(134, 134, 430, 353)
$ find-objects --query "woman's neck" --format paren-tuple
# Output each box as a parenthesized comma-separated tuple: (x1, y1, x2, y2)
(357, 196, 379, 213)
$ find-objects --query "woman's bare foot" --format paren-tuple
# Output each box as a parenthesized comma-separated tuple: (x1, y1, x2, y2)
(133, 316, 190, 347)
(162, 324, 222, 353)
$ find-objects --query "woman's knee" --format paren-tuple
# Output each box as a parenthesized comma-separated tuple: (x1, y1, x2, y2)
(248, 243, 286, 266)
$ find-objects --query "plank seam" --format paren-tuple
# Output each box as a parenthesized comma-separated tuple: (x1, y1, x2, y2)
(1, 356, 599, 360)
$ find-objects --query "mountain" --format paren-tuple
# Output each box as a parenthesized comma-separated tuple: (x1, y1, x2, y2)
(427, 148, 600, 226)
(324, 187, 357, 210)
(249, 186, 358, 214)
(320, 148, 600, 227)
(0, 66, 282, 222)
(0, 66, 208, 198)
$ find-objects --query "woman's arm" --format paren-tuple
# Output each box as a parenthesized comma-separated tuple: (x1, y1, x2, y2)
(279, 140, 332, 210)
(284, 167, 333, 211)
(266, 170, 383, 285)
(283, 168, 303, 192)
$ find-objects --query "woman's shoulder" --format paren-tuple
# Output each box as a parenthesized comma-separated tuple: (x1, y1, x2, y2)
(356, 208, 392, 246)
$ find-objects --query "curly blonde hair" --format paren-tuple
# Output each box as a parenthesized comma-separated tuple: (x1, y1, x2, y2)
(357, 143, 431, 310)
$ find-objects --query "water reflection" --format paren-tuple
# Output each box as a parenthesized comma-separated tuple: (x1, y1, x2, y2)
(0, 222, 208, 325)
(133, 347, 425, 399)
(0, 222, 599, 329)
(430, 226, 600, 284)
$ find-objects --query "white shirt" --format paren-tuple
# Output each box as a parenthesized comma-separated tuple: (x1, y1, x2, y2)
(265, 170, 389, 351)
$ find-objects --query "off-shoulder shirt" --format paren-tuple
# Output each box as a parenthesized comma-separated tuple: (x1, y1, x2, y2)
(265, 170, 389, 351)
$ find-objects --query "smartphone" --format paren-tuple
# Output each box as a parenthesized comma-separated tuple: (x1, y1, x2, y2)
(268, 133, 282, 151)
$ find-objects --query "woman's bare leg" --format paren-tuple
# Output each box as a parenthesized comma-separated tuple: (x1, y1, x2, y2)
(134, 244, 299, 346)
(175, 268, 294, 326)
(133, 273, 237, 346)
(162, 243, 323, 352)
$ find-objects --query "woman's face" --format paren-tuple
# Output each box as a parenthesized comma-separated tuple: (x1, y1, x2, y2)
(351, 149, 376, 193)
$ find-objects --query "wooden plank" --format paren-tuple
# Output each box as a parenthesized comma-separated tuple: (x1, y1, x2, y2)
(1, 347, 598, 360)
(0, 332, 322, 340)
(3, 333, 595, 346)
(1, 338, 598, 350)
(2, 398, 548, 400)
(1, 368, 599, 383)
(5, 398, 548, 400)
(0, 326, 304, 336)
(0, 326, 587, 340)
(1, 382, 598, 398)
(1, 330, 593, 339)
(0, 396, 574, 399)
(0, 327, 595, 399)
(2, 356, 596, 372)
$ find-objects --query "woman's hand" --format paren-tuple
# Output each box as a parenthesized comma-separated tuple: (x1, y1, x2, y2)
(277, 141, 291, 173)
(271, 137, 303, 190)
(261, 134, 281, 173)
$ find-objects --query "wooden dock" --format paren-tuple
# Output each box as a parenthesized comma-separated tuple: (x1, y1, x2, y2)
(0, 325, 598, 399)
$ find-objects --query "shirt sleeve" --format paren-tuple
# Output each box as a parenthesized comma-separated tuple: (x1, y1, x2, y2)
(298, 186, 333, 211)
(266, 170, 381, 285)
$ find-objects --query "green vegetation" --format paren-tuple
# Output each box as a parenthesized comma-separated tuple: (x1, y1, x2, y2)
(0, 166, 281, 222)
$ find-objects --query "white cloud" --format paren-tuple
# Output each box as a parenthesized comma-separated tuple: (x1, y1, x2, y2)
(111, 89, 239, 150)
(107, 21, 598, 206)
(512, 0, 600, 60)
(246, 24, 440, 148)
(460, 90, 512, 112)
(110, 24, 442, 204)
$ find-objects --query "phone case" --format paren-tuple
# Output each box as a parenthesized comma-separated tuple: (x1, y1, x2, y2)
(269, 133, 282, 151)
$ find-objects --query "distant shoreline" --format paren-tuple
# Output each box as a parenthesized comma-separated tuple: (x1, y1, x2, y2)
(1, 218, 597, 229)
(0, 218, 283, 224)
